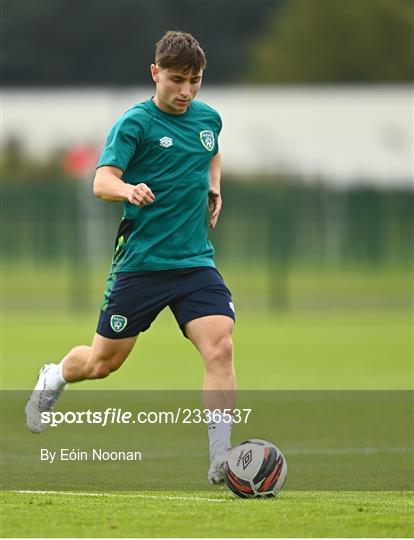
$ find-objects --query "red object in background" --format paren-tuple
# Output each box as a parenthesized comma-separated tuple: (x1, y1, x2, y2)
(62, 144, 98, 179)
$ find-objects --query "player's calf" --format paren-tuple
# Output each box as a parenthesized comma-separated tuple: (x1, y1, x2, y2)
(25, 335, 136, 433)
(61, 335, 136, 382)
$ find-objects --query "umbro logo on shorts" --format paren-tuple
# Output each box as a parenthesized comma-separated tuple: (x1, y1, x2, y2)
(159, 136, 173, 148)
(110, 314, 128, 332)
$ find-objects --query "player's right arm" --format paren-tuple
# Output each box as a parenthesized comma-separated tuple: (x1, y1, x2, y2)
(93, 166, 155, 206)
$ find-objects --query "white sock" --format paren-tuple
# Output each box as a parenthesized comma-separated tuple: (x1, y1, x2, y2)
(45, 361, 67, 391)
(207, 411, 233, 459)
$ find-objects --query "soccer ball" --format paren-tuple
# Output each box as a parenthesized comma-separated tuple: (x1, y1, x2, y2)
(225, 439, 287, 498)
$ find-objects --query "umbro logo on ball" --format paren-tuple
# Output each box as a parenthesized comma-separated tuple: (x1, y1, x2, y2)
(236, 449, 253, 469)
(242, 449, 253, 469)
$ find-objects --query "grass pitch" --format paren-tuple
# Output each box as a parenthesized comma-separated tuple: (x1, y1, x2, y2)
(2, 491, 413, 538)
(3, 309, 411, 390)
(1, 265, 413, 537)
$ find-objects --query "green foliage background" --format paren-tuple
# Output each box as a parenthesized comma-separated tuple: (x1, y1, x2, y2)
(2, 0, 413, 85)
(246, 0, 414, 83)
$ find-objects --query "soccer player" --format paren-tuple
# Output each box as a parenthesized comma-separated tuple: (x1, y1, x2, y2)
(25, 31, 236, 484)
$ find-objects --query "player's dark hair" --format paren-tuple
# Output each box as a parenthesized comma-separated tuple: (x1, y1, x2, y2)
(155, 31, 207, 73)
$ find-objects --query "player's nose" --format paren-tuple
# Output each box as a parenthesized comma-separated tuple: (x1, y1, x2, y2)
(179, 83, 191, 98)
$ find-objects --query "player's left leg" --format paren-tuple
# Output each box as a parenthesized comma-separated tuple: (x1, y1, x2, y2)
(169, 267, 236, 483)
(184, 314, 236, 484)
(184, 314, 236, 402)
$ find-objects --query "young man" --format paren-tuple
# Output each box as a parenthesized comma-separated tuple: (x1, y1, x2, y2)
(25, 31, 236, 484)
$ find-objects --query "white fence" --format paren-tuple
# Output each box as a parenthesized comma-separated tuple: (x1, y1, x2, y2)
(2, 85, 413, 187)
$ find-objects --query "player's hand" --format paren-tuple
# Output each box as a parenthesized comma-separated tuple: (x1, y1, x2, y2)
(127, 183, 155, 206)
(208, 188, 222, 228)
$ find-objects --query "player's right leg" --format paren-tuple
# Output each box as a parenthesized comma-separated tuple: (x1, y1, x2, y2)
(61, 332, 138, 382)
(25, 333, 137, 433)
(26, 270, 171, 433)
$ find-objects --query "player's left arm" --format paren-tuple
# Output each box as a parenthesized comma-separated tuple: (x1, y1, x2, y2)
(208, 152, 222, 229)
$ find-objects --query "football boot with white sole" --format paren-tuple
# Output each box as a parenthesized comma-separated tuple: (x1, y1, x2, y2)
(25, 364, 66, 433)
(208, 451, 229, 485)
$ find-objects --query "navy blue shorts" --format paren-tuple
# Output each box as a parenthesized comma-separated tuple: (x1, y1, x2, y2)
(96, 267, 235, 339)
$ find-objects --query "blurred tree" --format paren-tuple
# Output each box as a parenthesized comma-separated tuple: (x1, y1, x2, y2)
(1, 0, 282, 86)
(244, 0, 414, 83)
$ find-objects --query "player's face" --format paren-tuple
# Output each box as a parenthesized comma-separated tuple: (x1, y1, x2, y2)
(151, 65, 203, 114)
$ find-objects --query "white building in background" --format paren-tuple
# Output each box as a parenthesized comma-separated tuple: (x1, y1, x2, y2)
(2, 85, 413, 187)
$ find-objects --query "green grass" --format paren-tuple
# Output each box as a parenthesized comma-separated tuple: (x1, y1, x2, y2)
(3, 263, 412, 314)
(1, 264, 413, 537)
(1, 491, 413, 537)
(2, 310, 412, 390)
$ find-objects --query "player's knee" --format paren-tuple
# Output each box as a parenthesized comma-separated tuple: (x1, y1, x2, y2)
(86, 352, 124, 379)
(206, 336, 233, 370)
(218, 335, 233, 359)
(90, 361, 113, 379)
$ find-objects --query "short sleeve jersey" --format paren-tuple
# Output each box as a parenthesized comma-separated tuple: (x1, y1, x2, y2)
(98, 98, 222, 272)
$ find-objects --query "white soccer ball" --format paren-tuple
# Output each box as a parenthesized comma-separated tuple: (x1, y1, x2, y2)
(225, 439, 287, 498)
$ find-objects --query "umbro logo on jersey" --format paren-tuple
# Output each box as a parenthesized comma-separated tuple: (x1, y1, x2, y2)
(200, 130, 215, 151)
(159, 136, 173, 148)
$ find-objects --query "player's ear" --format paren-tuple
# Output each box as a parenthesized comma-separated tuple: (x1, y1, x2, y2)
(150, 64, 159, 83)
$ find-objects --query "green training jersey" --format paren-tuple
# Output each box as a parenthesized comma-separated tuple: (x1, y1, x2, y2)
(97, 97, 222, 272)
